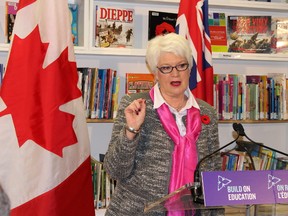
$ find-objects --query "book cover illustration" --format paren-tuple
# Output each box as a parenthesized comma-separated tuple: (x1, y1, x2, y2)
(227, 16, 272, 53)
(148, 10, 177, 40)
(271, 17, 288, 54)
(208, 12, 228, 52)
(68, 3, 78, 46)
(95, 5, 134, 48)
(6, 1, 18, 43)
(126, 73, 155, 94)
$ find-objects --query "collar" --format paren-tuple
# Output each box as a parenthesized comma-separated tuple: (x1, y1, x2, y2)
(152, 83, 200, 110)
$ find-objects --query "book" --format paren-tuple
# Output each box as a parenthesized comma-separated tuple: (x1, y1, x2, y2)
(258, 75, 268, 120)
(95, 5, 134, 48)
(267, 73, 286, 120)
(148, 10, 177, 40)
(271, 17, 288, 54)
(246, 75, 261, 120)
(6, 1, 18, 43)
(214, 74, 231, 120)
(68, 3, 79, 46)
(276, 157, 288, 170)
(95, 162, 103, 209)
(125, 73, 155, 94)
(227, 16, 272, 53)
(238, 74, 247, 120)
(85, 68, 93, 118)
(103, 69, 116, 119)
(77, 67, 90, 114)
(89, 68, 99, 119)
(111, 76, 120, 119)
(208, 12, 228, 52)
(97, 69, 108, 118)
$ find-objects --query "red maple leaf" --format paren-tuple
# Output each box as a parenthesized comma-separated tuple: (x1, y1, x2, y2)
(0, 26, 82, 157)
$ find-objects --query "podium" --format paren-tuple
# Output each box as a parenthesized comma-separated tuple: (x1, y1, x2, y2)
(144, 171, 288, 216)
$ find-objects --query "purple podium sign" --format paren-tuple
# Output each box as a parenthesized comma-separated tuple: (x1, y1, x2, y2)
(202, 170, 288, 207)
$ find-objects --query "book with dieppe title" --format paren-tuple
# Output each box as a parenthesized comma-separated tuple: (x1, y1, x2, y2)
(95, 5, 134, 48)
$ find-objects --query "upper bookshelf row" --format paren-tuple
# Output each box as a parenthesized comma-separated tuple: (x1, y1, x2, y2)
(0, 0, 288, 62)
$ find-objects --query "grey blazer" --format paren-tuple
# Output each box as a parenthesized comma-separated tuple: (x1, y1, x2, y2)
(104, 92, 224, 216)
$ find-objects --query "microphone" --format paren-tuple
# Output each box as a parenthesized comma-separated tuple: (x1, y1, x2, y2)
(233, 123, 288, 157)
(232, 122, 245, 136)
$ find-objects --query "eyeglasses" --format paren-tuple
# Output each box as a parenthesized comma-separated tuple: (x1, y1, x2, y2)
(157, 63, 189, 74)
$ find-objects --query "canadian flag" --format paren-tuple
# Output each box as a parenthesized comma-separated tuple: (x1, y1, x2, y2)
(0, 0, 95, 215)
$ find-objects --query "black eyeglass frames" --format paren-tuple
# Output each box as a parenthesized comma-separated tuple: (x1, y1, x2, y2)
(157, 63, 189, 74)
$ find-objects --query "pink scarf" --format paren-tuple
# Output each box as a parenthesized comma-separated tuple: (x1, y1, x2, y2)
(149, 87, 202, 215)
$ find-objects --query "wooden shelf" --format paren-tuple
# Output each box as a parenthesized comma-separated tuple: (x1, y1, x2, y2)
(86, 119, 114, 123)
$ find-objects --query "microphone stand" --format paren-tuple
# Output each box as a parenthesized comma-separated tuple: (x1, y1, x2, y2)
(232, 123, 288, 216)
(192, 123, 288, 207)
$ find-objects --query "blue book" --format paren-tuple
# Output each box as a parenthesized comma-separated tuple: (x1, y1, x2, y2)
(268, 77, 275, 120)
(68, 3, 78, 46)
(97, 69, 107, 119)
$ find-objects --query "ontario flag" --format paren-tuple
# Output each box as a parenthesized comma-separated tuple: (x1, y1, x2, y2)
(176, 0, 214, 106)
(0, 0, 95, 216)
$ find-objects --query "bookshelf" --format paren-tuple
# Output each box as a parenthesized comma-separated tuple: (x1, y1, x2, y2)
(0, 0, 288, 160)
(0, 1, 288, 214)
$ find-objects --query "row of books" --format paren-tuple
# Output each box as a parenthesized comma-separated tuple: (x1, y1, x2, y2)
(78, 67, 120, 120)
(213, 73, 288, 120)
(91, 158, 116, 209)
(6, 1, 286, 54)
(4, 1, 78, 45)
(94, 4, 288, 54)
(221, 141, 288, 171)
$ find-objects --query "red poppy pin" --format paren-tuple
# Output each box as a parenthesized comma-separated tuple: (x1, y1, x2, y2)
(201, 115, 210, 125)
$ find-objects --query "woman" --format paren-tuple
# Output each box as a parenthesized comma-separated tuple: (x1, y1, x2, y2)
(104, 33, 223, 216)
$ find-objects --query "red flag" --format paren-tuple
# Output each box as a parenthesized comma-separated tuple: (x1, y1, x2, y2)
(0, 0, 95, 215)
(176, 0, 214, 106)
